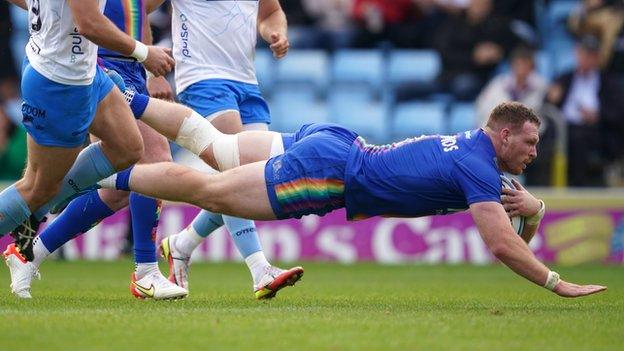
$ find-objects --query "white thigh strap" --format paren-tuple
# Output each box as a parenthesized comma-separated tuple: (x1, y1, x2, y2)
(212, 134, 240, 170)
(175, 112, 222, 156)
(269, 132, 285, 157)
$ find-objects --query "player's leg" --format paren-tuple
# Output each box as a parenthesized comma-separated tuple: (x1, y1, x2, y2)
(4, 66, 142, 297)
(162, 84, 269, 291)
(5, 66, 140, 258)
(127, 121, 187, 299)
(104, 123, 353, 220)
(27, 71, 143, 222)
(163, 107, 300, 297)
(30, 123, 185, 299)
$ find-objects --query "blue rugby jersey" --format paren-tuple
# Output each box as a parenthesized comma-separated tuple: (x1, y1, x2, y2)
(344, 129, 502, 220)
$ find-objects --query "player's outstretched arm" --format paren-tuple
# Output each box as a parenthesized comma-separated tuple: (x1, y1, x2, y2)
(470, 201, 606, 298)
(68, 0, 174, 76)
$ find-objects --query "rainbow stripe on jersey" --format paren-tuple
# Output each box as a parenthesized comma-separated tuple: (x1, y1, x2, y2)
(99, 0, 144, 58)
(120, 0, 143, 40)
(274, 178, 345, 215)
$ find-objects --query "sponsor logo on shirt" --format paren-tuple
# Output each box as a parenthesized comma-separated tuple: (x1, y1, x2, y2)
(69, 27, 85, 63)
(179, 14, 191, 58)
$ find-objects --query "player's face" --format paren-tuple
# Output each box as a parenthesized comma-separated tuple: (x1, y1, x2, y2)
(499, 122, 539, 175)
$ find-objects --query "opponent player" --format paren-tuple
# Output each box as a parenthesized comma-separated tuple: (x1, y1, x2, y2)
(146, 0, 300, 299)
(90, 100, 605, 298)
(1, 0, 173, 298)
(19, 0, 187, 300)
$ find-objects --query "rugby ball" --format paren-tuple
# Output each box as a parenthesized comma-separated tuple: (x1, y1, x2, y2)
(501, 175, 526, 235)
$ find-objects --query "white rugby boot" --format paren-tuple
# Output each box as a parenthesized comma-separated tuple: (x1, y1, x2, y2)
(3, 243, 40, 299)
(130, 270, 188, 300)
(160, 234, 191, 290)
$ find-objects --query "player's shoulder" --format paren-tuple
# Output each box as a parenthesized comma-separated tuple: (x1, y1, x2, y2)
(452, 129, 499, 175)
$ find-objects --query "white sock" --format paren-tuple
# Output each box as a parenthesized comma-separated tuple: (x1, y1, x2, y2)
(32, 237, 51, 268)
(98, 174, 117, 189)
(173, 226, 204, 257)
(245, 251, 270, 286)
(135, 262, 159, 280)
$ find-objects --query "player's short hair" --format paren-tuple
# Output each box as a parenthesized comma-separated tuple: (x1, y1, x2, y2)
(486, 102, 541, 131)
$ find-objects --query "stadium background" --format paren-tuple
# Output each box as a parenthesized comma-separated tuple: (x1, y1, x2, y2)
(1, 0, 623, 266)
(0, 2, 623, 350)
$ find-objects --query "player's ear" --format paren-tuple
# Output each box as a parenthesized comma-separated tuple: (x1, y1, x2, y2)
(500, 128, 511, 145)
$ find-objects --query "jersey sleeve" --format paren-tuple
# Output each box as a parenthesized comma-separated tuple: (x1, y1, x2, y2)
(453, 156, 501, 205)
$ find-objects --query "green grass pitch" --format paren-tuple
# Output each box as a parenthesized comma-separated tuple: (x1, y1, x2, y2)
(0, 261, 622, 350)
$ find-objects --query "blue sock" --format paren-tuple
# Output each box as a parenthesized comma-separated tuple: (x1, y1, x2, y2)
(39, 190, 114, 253)
(190, 211, 261, 258)
(223, 216, 261, 258)
(191, 210, 224, 238)
(0, 185, 32, 235)
(123, 90, 149, 118)
(129, 193, 160, 263)
(34, 142, 115, 220)
(115, 167, 134, 191)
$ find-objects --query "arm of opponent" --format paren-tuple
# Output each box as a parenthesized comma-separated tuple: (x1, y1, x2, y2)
(470, 201, 606, 297)
(68, 0, 174, 76)
(142, 4, 174, 100)
(5, 0, 26, 10)
(258, 0, 289, 59)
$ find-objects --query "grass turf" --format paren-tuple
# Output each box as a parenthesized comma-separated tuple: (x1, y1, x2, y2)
(0, 261, 621, 351)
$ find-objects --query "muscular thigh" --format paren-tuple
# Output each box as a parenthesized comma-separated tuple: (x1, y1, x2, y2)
(209, 161, 276, 220)
(88, 87, 143, 170)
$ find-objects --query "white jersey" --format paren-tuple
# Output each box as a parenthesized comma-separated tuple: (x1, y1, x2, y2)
(171, 0, 259, 93)
(25, 0, 105, 85)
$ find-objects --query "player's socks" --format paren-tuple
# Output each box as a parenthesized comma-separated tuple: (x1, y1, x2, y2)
(31, 237, 50, 268)
(245, 251, 271, 286)
(134, 262, 159, 280)
(222, 215, 262, 258)
(182, 211, 267, 284)
(122, 90, 150, 118)
(36, 190, 115, 265)
(98, 167, 133, 192)
(173, 210, 224, 256)
(0, 185, 31, 235)
(33, 142, 116, 220)
(129, 193, 160, 274)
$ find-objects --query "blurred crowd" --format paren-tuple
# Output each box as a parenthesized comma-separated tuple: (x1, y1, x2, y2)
(2, 0, 624, 187)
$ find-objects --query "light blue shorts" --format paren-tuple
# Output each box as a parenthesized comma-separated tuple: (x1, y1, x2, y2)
(21, 61, 114, 148)
(178, 79, 271, 125)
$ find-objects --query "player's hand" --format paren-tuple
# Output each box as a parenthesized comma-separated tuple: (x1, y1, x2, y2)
(501, 179, 542, 218)
(269, 32, 289, 59)
(143, 46, 175, 77)
(147, 75, 174, 101)
(552, 280, 606, 298)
